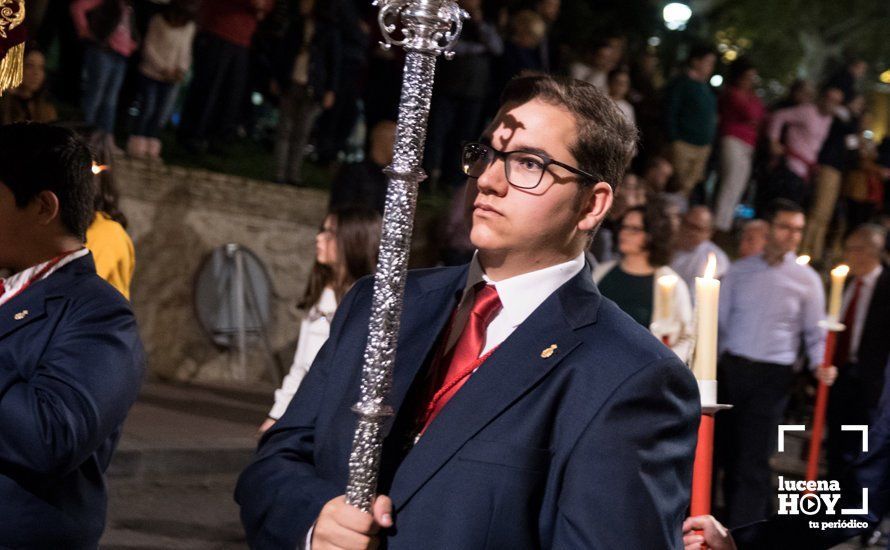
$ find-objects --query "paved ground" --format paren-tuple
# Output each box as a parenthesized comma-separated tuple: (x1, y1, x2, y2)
(99, 381, 885, 549)
(101, 381, 270, 549)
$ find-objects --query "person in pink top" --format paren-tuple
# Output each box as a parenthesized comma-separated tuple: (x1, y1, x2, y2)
(713, 59, 765, 232)
(763, 85, 844, 208)
(70, 0, 138, 152)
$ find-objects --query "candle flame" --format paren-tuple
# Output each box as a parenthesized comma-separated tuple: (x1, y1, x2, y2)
(703, 253, 717, 280)
(657, 274, 678, 288)
(796, 254, 811, 266)
(831, 264, 850, 278)
(91, 163, 108, 175)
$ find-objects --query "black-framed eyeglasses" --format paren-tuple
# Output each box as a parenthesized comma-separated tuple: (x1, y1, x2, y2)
(460, 141, 600, 190)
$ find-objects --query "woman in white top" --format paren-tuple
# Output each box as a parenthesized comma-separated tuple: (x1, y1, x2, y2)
(126, 0, 196, 159)
(259, 206, 381, 432)
(592, 199, 694, 363)
(607, 67, 636, 127)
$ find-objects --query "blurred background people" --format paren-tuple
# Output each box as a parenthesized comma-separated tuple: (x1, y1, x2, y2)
(737, 219, 769, 258)
(127, 0, 196, 159)
(593, 199, 693, 361)
(271, 0, 341, 186)
(0, 44, 57, 124)
(70, 0, 139, 152)
(671, 206, 730, 295)
(713, 58, 764, 233)
(178, 0, 272, 153)
(424, 0, 503, 189)
(328, 119, 394, 215)
(570, 40, 617, 92)
(664, 45, 717, 197)
(826, 224, 889, 479)
(716, 200, 826, 527)
(763, 85, 843, 209)
(607, 67, 635, 126)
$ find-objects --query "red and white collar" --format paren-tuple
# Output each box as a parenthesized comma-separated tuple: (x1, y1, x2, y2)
(0, 248, 90, 307)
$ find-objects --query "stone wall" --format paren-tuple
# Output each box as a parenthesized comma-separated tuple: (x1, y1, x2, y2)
(116, 158, 327, 383)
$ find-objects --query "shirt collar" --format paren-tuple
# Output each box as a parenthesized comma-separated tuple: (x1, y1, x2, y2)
(0, 248, 89, 303)
(859, 264, 884, 286)
(462, 251, 586, 328)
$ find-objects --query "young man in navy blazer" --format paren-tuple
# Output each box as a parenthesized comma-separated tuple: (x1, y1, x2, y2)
(237, 74, 701, 549)
(0, 123, 144, 548)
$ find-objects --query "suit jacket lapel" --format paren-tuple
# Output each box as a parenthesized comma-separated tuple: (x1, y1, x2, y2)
(0, 255, 95, 342)
(0, 285, 47, 341)
(388, 264, 601, 511)
(386, 267, 469, 418)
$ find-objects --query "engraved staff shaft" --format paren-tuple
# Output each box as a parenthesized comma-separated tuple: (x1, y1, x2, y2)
(345, 0, 466, 512)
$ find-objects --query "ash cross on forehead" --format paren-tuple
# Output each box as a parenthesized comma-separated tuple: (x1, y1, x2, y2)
(493, 112, 524, 151)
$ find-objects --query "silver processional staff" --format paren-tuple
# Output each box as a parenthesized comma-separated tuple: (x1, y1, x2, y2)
(345, 0, 467, 512)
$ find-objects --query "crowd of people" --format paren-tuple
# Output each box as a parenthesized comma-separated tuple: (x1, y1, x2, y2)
(2, 0, 890, 548)
(5, 1, 890, 264)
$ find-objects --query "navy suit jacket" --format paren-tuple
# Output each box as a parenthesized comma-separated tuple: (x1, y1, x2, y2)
(237, 262, 700, 549)
(0, 254, 144, 548)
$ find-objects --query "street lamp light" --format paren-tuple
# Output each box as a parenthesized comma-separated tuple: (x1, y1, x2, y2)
(663, 2, 692, 30)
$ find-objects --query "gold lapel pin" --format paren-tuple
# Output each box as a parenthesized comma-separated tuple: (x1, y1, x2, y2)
(540, 344, 558, 359)
(13, 309, 29, 321)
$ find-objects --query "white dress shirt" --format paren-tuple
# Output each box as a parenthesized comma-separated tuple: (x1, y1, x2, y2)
(268, 287, 337, 420)
(841, 265, 883, 363)
(305, 252, 586, 549)
(450, 251, 587, 356)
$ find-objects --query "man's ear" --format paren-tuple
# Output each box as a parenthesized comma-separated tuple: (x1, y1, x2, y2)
(32, 190, 61, 227)
(577, 181, 613, 232)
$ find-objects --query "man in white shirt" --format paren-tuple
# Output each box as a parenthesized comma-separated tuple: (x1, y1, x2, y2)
(671, 205, 730, 294)
(827, 223, 890, 478)
(237, 74, 700, 549)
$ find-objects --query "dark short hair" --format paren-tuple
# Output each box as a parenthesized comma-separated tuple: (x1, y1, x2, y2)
(726, 57, 755, 86)
(607, 67, 630, 83)
(819, 84, 844, 97)
(621, 196, 676, 267)
(687, 44, 716, 64)
(764, 198, 804, 224)
(498, 73, 637, 189)
(0, 123, 95, 239)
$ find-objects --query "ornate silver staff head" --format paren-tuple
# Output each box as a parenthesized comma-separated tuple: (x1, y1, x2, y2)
(373, 0, 468, 58)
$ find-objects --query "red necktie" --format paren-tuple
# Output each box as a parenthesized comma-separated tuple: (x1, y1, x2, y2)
(421, 283, 502, 431)
(833, 279, 863, 367)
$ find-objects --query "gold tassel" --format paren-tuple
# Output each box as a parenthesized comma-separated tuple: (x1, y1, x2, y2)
(0, 40, 23, 95)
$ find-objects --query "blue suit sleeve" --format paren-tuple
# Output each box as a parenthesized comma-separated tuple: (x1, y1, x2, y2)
(235, 277, 369, 549)
(551, 356, 700, 548)
(0, 296, 144, 475)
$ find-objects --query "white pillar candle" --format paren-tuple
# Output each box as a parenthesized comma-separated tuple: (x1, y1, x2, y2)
(693, 254, 720, 381)
(655, 274, 678, 321)
(828, 265, 849, 322)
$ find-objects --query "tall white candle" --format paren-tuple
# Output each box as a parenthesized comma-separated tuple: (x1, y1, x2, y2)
(655, 274, 678, 321)
(828, 265, 849, 322)
(693, 254, 720, 381)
